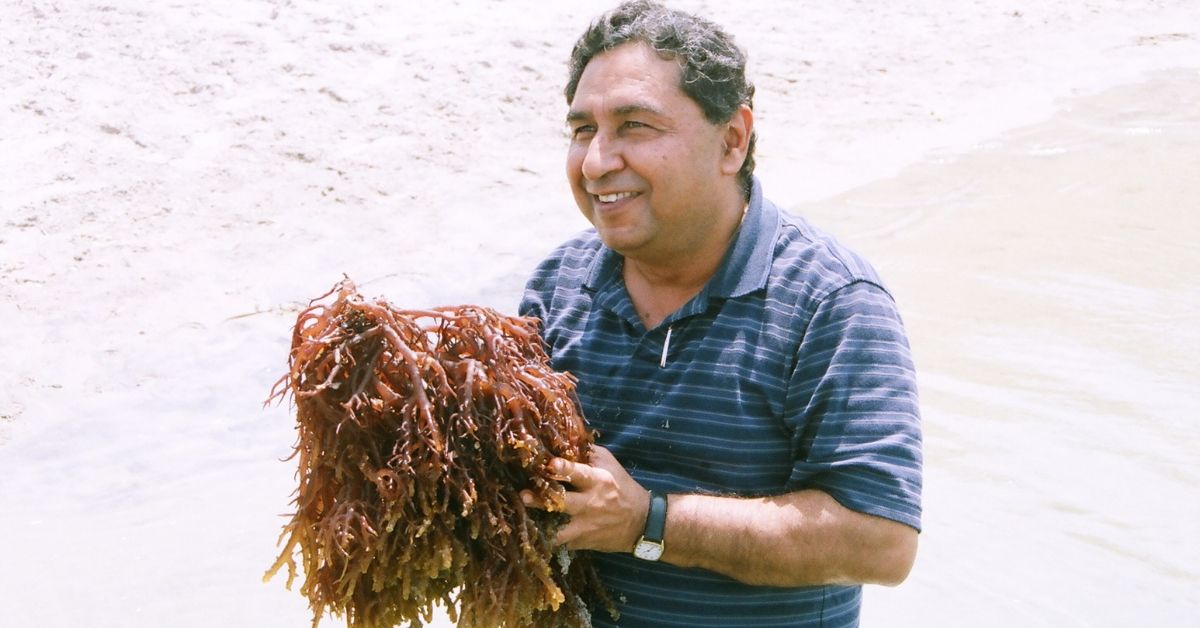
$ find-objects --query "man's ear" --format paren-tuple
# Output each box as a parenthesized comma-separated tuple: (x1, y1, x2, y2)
(719, 104, 754, 176)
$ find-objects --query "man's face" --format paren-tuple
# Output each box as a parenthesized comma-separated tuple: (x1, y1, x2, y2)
(565, 42, 732, 263)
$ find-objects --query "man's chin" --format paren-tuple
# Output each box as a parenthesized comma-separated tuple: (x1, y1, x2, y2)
(595, 228, 647, 255)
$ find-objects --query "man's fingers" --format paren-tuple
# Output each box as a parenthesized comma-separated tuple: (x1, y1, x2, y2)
(521, 454, 596, 511)
(554, 518, 583, 548)
(549, 456, 596, 488)
(549, 445, 619, 484)
(520, 492, 562, 518)
(520, 490, 545, 509)
(560, 487, 589, 513)
(588, 445, 617, 468)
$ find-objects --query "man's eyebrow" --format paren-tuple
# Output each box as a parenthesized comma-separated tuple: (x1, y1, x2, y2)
(565, 103, 665, 124)
(613, 104, 664, 118)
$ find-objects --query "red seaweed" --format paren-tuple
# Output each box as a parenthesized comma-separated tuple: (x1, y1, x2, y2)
(264, 278, 615, 627)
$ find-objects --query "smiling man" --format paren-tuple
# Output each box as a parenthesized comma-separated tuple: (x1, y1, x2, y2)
(519, 2, 923, 625)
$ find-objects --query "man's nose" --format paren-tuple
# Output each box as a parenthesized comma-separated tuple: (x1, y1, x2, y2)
(581, 133, 623, 181)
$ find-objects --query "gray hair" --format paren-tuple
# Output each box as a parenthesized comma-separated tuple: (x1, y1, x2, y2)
(565, 0, 757, 198)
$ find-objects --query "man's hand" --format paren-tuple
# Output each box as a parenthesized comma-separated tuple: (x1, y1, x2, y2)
(523, 446, 650, 553)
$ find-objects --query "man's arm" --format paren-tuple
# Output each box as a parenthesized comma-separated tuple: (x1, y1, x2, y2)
(666, 488, 918, 587)
(532, 446, 918, 588)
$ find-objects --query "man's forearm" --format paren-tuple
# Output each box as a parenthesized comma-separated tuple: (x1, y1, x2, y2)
(661, 489, 918, 588)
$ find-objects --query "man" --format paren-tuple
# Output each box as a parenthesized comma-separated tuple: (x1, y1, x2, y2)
(519, 2, 922, 625)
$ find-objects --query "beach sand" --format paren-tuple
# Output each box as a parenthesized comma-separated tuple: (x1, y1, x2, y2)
(1, 1, 1197, 626)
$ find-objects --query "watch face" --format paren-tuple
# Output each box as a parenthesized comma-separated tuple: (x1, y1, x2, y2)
(634, 539, 664, 561)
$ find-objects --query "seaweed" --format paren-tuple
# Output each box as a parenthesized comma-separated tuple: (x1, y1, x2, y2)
(264, 278, 615, 627)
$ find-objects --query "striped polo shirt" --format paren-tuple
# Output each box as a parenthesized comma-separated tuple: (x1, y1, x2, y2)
(519, 179, 922, 627)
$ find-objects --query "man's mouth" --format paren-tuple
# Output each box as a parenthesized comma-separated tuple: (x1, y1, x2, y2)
(595, 191, 638, 203)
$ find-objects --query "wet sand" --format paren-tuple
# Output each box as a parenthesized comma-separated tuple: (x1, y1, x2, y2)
(800, 69, 1200, 627)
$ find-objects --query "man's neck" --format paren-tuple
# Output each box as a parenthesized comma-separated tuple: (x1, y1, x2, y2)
(621, 199, 748, 329)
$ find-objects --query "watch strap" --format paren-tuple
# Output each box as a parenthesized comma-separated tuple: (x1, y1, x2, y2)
(642, 490, 667, 543)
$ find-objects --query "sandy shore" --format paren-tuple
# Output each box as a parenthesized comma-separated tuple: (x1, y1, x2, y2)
(1, 1, 1198, 626)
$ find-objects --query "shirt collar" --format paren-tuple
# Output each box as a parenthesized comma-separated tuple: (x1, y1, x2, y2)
(583, 176, 779, 303)
(705, 177, 778, 299)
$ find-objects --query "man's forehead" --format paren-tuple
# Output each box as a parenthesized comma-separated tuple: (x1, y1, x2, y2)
(566, 50, 690, 122)
(570, 43, 684, 98)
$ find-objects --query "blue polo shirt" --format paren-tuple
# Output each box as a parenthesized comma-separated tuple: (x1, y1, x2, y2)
(519, 179, 922, 627)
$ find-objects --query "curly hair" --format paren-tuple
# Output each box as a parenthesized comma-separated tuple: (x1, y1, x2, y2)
(565, 0, 757, 199)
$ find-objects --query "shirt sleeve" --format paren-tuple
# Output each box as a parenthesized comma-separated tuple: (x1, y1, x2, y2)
(518, 252, 557, 323)
(517, 284, 544, 322)
(783, 280, 923, 531)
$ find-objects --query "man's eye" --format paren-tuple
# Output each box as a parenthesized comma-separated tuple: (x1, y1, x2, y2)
(571, 125, 596, 138)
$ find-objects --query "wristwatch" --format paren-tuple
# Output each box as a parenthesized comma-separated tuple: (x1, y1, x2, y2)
(633, 490, 668, 561)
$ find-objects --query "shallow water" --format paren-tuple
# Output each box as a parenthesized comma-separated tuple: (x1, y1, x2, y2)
(797, 69, 1200, 627)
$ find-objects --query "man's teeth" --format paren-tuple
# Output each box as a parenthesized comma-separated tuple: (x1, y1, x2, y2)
(597, 192, 636, 203)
